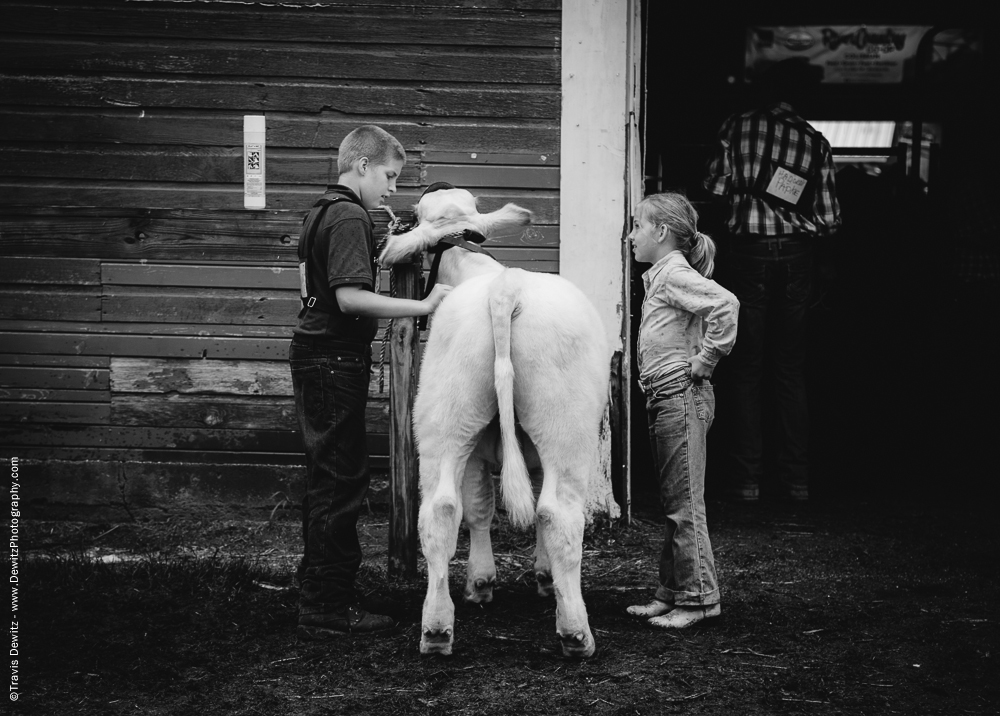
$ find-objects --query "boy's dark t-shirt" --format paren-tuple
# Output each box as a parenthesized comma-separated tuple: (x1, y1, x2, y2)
(293, 185, 378, 348)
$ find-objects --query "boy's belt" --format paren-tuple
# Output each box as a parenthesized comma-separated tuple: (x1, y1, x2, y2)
(291, 336, 370, 355)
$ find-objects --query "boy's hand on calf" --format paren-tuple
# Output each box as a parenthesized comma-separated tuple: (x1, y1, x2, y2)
(423, 284, 453, 313)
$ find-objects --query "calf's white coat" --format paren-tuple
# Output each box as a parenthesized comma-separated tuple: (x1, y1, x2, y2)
(380, 189, 610, 657)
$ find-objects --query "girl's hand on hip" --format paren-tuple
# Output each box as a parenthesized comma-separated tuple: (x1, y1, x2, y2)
(689, 356, 714, 382)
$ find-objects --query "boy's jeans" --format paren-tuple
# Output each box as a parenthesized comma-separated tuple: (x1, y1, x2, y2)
(289, 340, 372, 613)
(645, 373, 720, 607)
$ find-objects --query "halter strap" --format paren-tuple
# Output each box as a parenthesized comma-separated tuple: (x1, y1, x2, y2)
(418, 229, 498, 329)
(421, 229, 496, 300)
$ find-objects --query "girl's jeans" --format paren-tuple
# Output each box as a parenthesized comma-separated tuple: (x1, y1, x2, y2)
(645, 373, 720, 607)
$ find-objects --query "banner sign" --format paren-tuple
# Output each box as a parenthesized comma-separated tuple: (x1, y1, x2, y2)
(746, 26, 932, 84)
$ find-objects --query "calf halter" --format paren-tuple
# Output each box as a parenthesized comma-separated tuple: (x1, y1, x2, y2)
(421, 228, 495, 300)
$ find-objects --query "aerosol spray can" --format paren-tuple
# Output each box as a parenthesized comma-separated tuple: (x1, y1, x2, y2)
(243, 115, 266, 209)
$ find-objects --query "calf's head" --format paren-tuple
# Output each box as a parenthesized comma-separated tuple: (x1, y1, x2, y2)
(379, 187, 532, 266)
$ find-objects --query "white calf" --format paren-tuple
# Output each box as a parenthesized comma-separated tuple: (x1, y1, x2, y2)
(380, 188, 610, 658)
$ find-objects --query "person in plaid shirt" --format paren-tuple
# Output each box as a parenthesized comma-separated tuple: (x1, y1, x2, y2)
(704, 58, 840, 502)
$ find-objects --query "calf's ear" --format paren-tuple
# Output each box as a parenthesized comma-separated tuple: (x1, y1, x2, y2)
(472, 203, 533, 236)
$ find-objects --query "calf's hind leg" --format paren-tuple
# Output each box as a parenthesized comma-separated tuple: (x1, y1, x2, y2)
(418, 454, 465, 655)
(536, 491, 594, 658)
(533, 507, 554, 597)
(462, 454, 497, 604)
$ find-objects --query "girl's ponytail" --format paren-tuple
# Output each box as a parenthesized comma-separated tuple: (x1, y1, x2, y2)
(688, 230, 717, 278)
(636, 192, 716, 278)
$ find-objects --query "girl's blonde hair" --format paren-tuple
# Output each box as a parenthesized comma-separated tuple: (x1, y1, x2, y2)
(636, 192, 716, 278)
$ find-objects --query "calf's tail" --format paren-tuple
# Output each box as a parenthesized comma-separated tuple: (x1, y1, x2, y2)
(489, 271, 534, 529)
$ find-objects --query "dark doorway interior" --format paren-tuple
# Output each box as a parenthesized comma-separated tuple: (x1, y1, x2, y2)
(632, 2, 997, 507)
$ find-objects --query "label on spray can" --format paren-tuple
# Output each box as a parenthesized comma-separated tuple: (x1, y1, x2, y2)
(245, 143, 263, 195)
(244, 115, 266, 209)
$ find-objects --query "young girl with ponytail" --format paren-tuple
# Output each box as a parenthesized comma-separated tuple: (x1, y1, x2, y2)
(626, 192, 739, 629)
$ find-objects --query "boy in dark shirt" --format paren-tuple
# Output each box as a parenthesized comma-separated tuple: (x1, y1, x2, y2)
(291, 125, 451, 639)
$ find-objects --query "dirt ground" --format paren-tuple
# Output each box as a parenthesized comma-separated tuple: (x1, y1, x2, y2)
(19, 495, 1000, 715)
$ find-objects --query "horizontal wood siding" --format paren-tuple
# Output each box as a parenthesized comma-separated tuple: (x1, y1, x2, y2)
(0, 0, 560, 510)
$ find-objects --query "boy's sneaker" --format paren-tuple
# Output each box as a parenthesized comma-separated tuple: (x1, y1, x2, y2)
(297, 605, 396, 640)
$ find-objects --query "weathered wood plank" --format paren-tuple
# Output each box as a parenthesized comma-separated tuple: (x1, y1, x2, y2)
(0, 109, 561, 155)
(486, 225, 558, 247)
(0, 227, 558, 261)
(0, 331, 291, 360)
(5, 3, 561, 47)
(0, 365, 109, 390)
(0, 401, 111, 424)
(109, 394, 388, 432)
(421, 151, 559, 165)
(0, 354, 109, 368)
(0, 182, 560, 221)
(1, 318, 395, 343)
(110, 357, 292, 396)
(102, 286, 301, 326)
(388, 262, 420, 579)
(0, 388, 110, 403)
(0, 257, 102, 285)
(0, 285, 102, 321)
(99, 253, 554, 290)
(503, 258, 558, 272)
(0, 424, 303, 452)
(101, 263, 300, 289)
(186, 0, 560, 8)
(1, 318, 295, 337)
(423, 163, 559, 189)
(0, 209, 303, 263)
(19, 458, 308, 509)
(0, 144, 422, 186)
(0, 208, 557, 261)
(2, 76, 559, 119)
(110, 394, 297, 431)
(0, 205, 397, 237)
(0, 38, 560, 85)
(10, 438, 391, 466)
(109, 357, 392, 398)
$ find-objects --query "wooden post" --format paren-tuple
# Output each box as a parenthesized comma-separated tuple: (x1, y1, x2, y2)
(388, 258, 421, 579)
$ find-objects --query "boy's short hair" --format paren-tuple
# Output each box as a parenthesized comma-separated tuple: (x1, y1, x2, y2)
(337, 125, 406, 174)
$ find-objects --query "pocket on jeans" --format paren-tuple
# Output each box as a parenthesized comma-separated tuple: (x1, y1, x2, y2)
(291, 364, 326, 417)
(329, 355, 368, 377)
(692, 384, 716, 424)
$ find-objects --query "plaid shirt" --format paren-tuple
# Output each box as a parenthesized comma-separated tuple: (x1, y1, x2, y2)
(704, 102, 841, 237)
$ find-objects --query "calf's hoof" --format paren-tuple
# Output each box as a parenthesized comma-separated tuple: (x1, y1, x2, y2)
(558, 630, 595, 659)
(420, 626, 454, 656)
(463, 576, 496, 604)
(535, 571, 554, 598)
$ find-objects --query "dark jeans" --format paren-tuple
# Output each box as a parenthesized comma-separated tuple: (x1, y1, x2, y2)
(289, 339, 372, 612)
(718, 238, 815, 499)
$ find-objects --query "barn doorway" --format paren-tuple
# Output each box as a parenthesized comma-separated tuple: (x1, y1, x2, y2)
(631, 3, 995, 506)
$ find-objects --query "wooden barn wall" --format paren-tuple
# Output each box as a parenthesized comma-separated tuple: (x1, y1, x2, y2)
(0, 0, 561, 513)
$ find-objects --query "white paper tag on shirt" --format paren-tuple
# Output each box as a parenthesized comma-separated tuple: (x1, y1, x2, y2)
(298, 262, 308, 299)
(766, 167, 808, 205)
